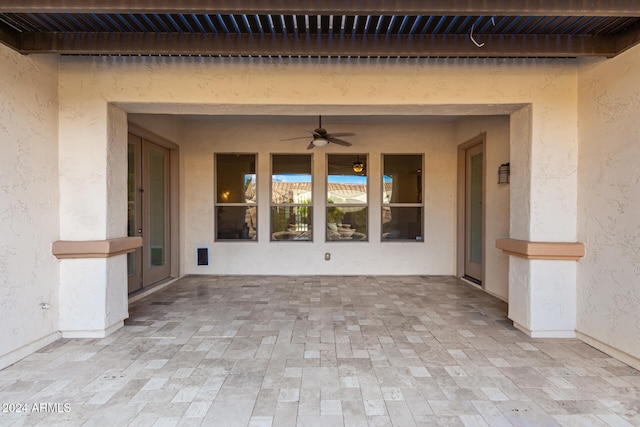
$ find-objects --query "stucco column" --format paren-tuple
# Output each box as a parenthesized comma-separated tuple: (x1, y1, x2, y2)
(57, 102, 131, 337)
(504, 105, 581, 338)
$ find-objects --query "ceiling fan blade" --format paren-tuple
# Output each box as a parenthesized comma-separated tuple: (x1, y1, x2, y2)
(280, 136, 313, 141)
(326, 132, 355, 138)
(307, 141, 316, 150)
(282, 130, 320, 141)
(327, 137, 352, 147)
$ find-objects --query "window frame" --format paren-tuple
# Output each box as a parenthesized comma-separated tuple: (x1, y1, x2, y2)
(326, 153, 369, 242)
(381, 153, 424, 242)
(270, 153, 314, 242)
(214, 153, 258, 242)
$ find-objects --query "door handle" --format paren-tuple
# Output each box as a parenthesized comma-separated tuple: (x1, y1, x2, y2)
(138, 228, 142, 235)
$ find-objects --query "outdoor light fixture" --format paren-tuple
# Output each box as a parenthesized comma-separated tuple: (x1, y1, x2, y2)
(498, 162, 510, 184)
(352, 155, 365, 173)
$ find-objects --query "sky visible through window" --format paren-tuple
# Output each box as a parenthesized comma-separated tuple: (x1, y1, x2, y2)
(271, 174, 391, 184)
(272, 174, 311, 182)
(328, 175, 367, 185)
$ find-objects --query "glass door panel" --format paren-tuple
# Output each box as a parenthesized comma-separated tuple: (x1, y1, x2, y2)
(127, 135, 143, 293)
(148, 149, 167, 267)
(143, 142, 171, 285)
(465, 143, 484, 284)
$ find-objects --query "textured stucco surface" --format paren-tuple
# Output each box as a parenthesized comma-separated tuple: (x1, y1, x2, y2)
(509, 106, 533, 241)
(2, 49, 612, 366)
(506, 258, 578, 339)
(455, 116, 511, 300)
(577, 44, 640, 361)
(58, 54, 579, 247)
(181, 116, 458, 276)
(58, 257, 127, 337)
(0, 45, 60, 365)
(56, 56, 579, 336)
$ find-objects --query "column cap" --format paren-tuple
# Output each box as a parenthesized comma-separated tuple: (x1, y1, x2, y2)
(52, 237, 142, 259)
(496, 238, 584, 260)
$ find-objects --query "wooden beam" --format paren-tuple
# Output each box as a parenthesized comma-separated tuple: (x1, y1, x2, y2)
(614, 19, 640, 54)
(19, 32, 618, 58)
(0, 21, 22, 52)
(2, 0, 640, 17)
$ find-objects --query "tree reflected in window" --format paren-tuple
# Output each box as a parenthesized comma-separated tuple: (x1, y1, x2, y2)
(271, 154, 313, 241)
(326, 154, 368, 241)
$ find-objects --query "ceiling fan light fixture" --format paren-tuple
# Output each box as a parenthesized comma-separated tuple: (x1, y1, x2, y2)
(313, 137, 329, 147)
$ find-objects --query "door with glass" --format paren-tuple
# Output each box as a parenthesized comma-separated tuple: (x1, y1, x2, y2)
(128, 134, 171, 293)
(464, 143, 484, 285)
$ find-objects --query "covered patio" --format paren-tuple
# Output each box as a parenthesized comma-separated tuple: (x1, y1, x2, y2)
(1, 275, 638, 426)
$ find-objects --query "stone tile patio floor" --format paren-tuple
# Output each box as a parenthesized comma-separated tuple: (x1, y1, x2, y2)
(1, 275, 639, 426)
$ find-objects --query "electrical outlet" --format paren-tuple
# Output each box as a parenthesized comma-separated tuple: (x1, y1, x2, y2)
(324, 252, 331, 261)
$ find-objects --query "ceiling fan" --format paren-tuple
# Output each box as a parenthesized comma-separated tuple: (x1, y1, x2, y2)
(282, 115, 354, 149)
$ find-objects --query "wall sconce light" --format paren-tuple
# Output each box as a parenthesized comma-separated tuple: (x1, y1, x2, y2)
(352, 155, 365, 174)
(498, 163, 510, 184)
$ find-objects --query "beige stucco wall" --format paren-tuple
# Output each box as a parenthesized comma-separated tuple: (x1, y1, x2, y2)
(0, 51, 591, 365)
(0, 44, 60, 366)
(577, 44, 640, 366)
(58, 104, 130, 338)
(128, 113, 512, 287)
(56, 56, 578, 277)
(57, 56, 579, 340)
(181, 115, 458, 275)
(455, 116, 511, 300)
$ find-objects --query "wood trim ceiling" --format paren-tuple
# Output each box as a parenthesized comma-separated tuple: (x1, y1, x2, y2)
(1, 1, 639, 58)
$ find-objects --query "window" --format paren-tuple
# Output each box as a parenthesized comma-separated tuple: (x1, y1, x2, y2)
(215, 154, 257, 240)
(327, 154, 368, 241)
(382, 154, 423, 241)
(271, 154, 313, 241)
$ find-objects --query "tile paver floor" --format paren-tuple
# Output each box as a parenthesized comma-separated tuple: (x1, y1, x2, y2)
(1, 275, 640, 426)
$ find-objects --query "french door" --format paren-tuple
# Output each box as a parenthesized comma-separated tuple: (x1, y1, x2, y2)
(128, 134, 171, 293)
